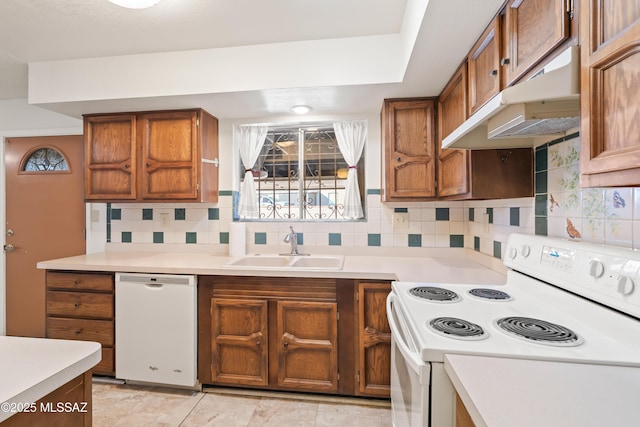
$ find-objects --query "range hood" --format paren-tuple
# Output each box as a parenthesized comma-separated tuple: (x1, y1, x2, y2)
(442, 46, 580, 150)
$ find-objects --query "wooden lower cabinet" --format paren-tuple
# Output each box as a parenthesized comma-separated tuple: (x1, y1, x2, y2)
(357, 282, 391, 397)
(1, 372, 92, 427)
(45, 271, 115, 375)
(456, 393, 476, 427)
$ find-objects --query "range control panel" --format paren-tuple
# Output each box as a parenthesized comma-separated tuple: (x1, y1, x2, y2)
(504, 233, 640, 318)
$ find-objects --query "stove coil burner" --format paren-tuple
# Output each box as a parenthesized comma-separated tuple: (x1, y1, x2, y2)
(469, 288, 512, 301)
(409, 286, 460, 302)
(496, 317, 583, 347)
(429, 317, 487, 341)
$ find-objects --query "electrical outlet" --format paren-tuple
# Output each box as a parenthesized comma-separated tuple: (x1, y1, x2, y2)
(160, 212, 170, 226)
(392, 212, 409, 229)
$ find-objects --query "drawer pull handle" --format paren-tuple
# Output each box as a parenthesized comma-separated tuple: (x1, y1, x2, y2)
(74, 280, 80, 285)
(74, 303, 81, 308)
(75, 328, 83, 335)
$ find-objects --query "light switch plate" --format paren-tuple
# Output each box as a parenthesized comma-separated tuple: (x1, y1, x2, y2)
(392, 212, 409, 229)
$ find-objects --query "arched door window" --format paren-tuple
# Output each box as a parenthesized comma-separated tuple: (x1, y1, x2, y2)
(20, 146, 70, 173)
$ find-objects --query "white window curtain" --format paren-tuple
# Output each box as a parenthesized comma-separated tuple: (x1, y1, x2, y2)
(333, 120, 367, 219)
(234, 124, 268, 218)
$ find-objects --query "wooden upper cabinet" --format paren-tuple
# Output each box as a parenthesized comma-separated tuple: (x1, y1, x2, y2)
(503, 0, 570, 85)
(84, 114, 137, 200)
(468, 17, 501, 115)
(84, 109, 219, 202)
(580, 1, 640, 187)
(438, 63, 470, 198)
(381, 98, 437, 201)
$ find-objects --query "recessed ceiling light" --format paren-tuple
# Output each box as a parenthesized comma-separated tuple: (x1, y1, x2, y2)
(290, 105, 312, 114)
(108, 0, 162, 9)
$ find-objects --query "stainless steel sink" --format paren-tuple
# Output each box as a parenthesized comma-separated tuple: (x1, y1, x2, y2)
(223, 254, 344, 270)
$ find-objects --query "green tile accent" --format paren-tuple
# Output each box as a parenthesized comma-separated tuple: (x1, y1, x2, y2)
(469, 207, 474, 222)
(219, 190, 233, 196)
(106, 224, 111, 243)
(535, 144, 548, 172)
(408, 234, 422, 247)
(296, 233, 304, 245)
(142, 209, 153, 220)
(435, 208, 450, 221)
(328, 233, 342, 246)
(186, 232, 197, 244)
(255, 232, 267, 245)
(535, 194, 548, 216)
(121, 231, 132, 243)
(175, 208, 186, 220)
(208, 208, 219, 220)
(394, 207, 408, 213)
(510, 207, 520, 226)
(153, 232, 163, 244)
(535, 171, 548, 194)
(367, 189, 381, 195)
(111, 209, 121, 220)
(220, 232, 229, 244)
(474, 236, 480, 251)
(486, 208, 493, 224)
(450, 235, 464, 248)
(368, 234, 381, 247)
(535, 217, 548, 236)
(493, 240, 502, 259)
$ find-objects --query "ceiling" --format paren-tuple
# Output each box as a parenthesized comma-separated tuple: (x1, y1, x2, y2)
(0, 0, 504, 120)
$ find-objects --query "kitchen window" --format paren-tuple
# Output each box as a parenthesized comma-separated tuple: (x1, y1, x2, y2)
(20, 147, 69, 173)
(234, 122, 366, 221)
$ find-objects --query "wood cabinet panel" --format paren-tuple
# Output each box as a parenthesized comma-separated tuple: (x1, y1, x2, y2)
(46, 271, 114, 292)
(455, 393, 476, 427)
(84, 114, 137, 200)
(580, 0, 640, 186)
(46, 291, 113, 319)
(47, 318, 114, 346)
(381, 98, 437, 200)
(277, 300, 338, 392)
(468, 17, 501, 115)
(211, 298, 268, 386)
(503, 0, 569, 85)
(357, 282, 391, 398)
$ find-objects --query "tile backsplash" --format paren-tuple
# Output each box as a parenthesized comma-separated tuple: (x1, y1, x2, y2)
(104, 133, 640, 259)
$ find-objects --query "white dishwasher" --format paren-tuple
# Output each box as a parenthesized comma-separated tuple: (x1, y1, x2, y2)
(115, 272, 197, 388)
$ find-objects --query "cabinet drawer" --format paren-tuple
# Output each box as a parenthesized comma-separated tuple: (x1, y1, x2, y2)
(47, 271, 114, 292)
(94, 347, 114, 375)
(47, 291, 113, 319)
(47, 318, 114, 346)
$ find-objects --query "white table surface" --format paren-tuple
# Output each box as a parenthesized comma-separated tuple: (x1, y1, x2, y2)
(0, 336, 101, 422)
(444, 354, 640, 427)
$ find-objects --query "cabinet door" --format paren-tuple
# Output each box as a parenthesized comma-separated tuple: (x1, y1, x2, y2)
(503, 0, 569, 85)
(211, 298, 268, 386)
(580, 1, 640, 187)
(357, 282, 391, 397)
(468, 17, 501, 115)
(140, 110, 200, 200)
(277, 300, 338, 392)
(438, 64, 470, 198)
(381, 99, 437, 200)
(84, 114, 137, 200)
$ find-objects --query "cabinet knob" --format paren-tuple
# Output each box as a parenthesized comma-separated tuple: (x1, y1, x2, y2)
(283, 342, 289, 348)
(73, 279, 80, 285)
(256, 341, 261, 347)
(75, 328, 83, 335)
(124, 164, 129, 169)
(501, 58, 510, 66)
(489, 69, 498, 76)
(74, 303, 80, 308)
(146, 163, 151, 168)
(396, 157, 401, 162)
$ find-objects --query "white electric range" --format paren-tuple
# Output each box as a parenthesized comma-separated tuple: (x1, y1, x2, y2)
(387, 233, 640, 427)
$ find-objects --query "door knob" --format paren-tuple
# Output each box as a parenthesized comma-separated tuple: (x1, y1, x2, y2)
(3, 244, 14, 252)
(6, 229, 14, 236)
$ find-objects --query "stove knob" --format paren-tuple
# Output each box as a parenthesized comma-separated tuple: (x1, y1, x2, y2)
(508, 247, 517, 260)
(520, 245, 531, 258)
(617, 276, 635, 296)
(589, 260, 605, 278)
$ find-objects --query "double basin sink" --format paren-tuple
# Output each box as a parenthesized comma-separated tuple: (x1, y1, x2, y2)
(223, 254, 344, 270)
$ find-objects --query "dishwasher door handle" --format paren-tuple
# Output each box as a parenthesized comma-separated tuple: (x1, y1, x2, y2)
(144, 283, 164, 289)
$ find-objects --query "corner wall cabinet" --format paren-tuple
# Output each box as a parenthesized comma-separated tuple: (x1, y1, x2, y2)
(84, 109, 219, 202)
(45, 271, 115, 375)
(579, 1, 640, 187)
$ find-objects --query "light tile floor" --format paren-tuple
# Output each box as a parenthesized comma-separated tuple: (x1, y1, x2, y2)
(93, 381, 391, 427)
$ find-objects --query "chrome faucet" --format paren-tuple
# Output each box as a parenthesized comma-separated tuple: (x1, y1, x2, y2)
(283, 226, 299, 255)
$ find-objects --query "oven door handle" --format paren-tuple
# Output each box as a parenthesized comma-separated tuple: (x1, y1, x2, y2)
(387, 293, 430, 384)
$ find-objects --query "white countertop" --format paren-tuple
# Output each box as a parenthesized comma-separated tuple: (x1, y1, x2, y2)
(444, 354, 640, 427)
(0, 336, 101, 422)
(36, 248, 507, 284)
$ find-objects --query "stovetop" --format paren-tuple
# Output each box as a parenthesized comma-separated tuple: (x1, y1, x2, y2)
(391, 271, 640, 366)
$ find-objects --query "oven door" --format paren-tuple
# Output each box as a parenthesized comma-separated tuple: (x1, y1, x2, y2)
(387, 293, 431, 427)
